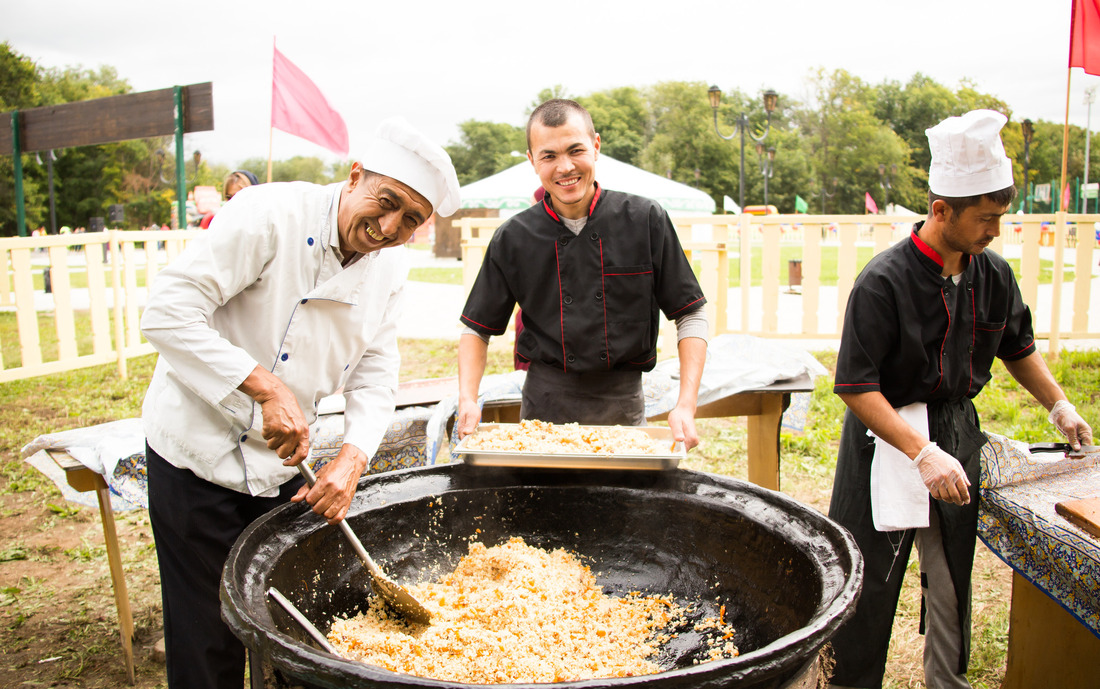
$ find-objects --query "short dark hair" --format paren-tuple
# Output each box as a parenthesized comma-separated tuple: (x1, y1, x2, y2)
(928, 185, 1017, 216)
(526, 99, 596, 151)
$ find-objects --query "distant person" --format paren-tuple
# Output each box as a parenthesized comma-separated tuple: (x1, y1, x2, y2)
(223, 169, 260, 201)
(140, 118, 459, 689)
(827, 110, 1092, 689)
(456, 99, 708, 447)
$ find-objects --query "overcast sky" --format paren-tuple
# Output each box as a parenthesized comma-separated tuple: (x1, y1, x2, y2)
(5, 0, 1100, 168)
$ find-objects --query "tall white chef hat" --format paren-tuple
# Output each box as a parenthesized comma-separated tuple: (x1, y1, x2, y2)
(926, 109, 1015, 197)
(362, 117, 461, 217)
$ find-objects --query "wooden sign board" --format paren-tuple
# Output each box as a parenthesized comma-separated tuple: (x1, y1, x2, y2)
(0, 82, 213, 154)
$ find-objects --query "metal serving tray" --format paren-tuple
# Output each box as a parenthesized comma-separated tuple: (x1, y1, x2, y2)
(454, 423, 684, 470)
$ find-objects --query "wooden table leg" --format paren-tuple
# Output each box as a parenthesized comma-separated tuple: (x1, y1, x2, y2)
(745, 393, 785, 492)
(93, 477, 136, 685)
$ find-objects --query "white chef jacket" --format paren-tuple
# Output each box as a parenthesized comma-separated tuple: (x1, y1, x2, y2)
(141, 181, 406, 496)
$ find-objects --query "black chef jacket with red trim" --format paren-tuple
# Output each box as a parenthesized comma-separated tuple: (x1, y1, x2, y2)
(834, 224, 1035, 402)
(460, 186, 706, 374)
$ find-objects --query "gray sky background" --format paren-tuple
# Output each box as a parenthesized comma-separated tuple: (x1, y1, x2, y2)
(5, 0, 1100, 168)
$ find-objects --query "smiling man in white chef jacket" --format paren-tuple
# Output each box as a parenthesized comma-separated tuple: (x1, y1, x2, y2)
(140, 117, 459, 689)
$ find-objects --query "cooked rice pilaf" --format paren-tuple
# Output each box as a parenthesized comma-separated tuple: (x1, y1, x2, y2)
(462, 419, 670, 455)
(327, 537, 738, 683)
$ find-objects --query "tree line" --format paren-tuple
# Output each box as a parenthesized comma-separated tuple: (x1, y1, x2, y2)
(446, 76, 1098, 217)
(3, 41, 1096, 237)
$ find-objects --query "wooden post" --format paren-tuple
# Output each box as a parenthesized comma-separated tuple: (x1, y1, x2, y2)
(11, 111, 26, 236)
(174, 86, 187, 230)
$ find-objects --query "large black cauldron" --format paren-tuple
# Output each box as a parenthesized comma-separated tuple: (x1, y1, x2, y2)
(222, 464, 862, 689)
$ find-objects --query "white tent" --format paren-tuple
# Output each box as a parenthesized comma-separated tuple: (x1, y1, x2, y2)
(459, 156, 716, 217)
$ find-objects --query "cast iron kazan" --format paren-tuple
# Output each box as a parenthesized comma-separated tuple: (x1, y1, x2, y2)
(222, 463, 863, 689)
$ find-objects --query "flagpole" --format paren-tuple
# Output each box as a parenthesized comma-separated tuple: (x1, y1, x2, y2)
(1060, 67, 1072, 211)
(267, 37, 276, 183)
(1051, 66, 1074, 357)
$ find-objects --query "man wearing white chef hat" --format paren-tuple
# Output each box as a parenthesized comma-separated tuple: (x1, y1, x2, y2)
(827, 110, 1091, 688)
(141, 117, 459, 689)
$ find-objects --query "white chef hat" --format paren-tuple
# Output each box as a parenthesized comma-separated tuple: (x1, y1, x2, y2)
(362, 117, 461, 217)
(926, 109, 1015, 197)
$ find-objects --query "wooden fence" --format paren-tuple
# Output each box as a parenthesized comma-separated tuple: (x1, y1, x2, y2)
(2, 213, 1097, 384)
(461, 212, 1100, 351)
(0, 229, 202, 383)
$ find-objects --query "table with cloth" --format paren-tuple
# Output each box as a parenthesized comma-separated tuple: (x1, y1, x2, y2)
(978, 433, 1100, 689)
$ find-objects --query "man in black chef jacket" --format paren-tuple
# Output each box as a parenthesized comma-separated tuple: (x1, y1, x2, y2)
(827, 110, 1092, 689)
(456, 99, 708, 448)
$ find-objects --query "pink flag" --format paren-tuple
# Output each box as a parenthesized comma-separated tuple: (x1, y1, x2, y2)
(271, 46, 349, 156)
(1063, 183, 1072, 211)
(1070, 0, 1100, 76)
(865, 192, 879, 214)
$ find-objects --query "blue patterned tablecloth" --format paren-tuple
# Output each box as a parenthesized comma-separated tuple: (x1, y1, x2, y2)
(979, 433, 1100, 638)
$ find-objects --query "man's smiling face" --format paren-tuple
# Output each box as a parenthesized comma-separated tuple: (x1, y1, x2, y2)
(527, 112, 600, 220)
(336, 163, 432, 256)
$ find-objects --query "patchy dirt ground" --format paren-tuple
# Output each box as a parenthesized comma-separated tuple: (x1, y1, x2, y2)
(0, 474, 167, 688)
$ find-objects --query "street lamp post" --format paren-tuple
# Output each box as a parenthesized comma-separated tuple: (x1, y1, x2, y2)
(820, 176, 838, 214)
(707, 86, 778, 211)
(757, 143, 776, 208)
(1021, 119, 1034, 213)
(878, 163, 896, 213)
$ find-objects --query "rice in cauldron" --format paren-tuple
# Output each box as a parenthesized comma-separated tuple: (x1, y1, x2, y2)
(328, 537, 738, 683)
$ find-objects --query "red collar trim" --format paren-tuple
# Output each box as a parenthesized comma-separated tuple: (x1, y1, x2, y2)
(540, 182, 602, 223)
(588, 183, 602, 214)
(910, 230, 944, 268)
(541, 197, 559, 222)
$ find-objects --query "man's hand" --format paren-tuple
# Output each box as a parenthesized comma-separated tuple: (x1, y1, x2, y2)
(239, 365, 310, 463)
(666, 404, 700, 451)
(455, 398, 482, 439)
(915, 442, 970, 506)
(1049, 400, 1093, 451)
(290, 444, 368, 525)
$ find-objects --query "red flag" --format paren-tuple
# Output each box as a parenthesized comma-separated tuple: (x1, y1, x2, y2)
(1070, 0, 1100, 76)
(865, 192, 879, 214)
(271, 46, 349, 156)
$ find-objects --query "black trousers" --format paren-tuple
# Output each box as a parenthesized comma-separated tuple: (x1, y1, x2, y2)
(147, 443, 303, 689)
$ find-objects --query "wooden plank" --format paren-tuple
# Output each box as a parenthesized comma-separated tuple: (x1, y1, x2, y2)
(1, 83, 213, 154)
(1019, 223, 1040, 311)
(84, 242, 112, 356)
(46, 246, 78, 361)
(10, 248, 41, 368)
(1054, 497, 1100, 538)
(1, 247, 11, 307)
(1072, 236, 1094, 334)
(121, 243, 141, 349)
(761, 225, 780, 333)
(802, 223, 822, 335)
(739, 214, 751, 332)
(836, 222, 859, 332)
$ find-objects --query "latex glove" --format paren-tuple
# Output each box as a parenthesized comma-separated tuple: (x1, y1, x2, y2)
(914, 442, 971, 506)
(1048, 400, 1093, 452)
